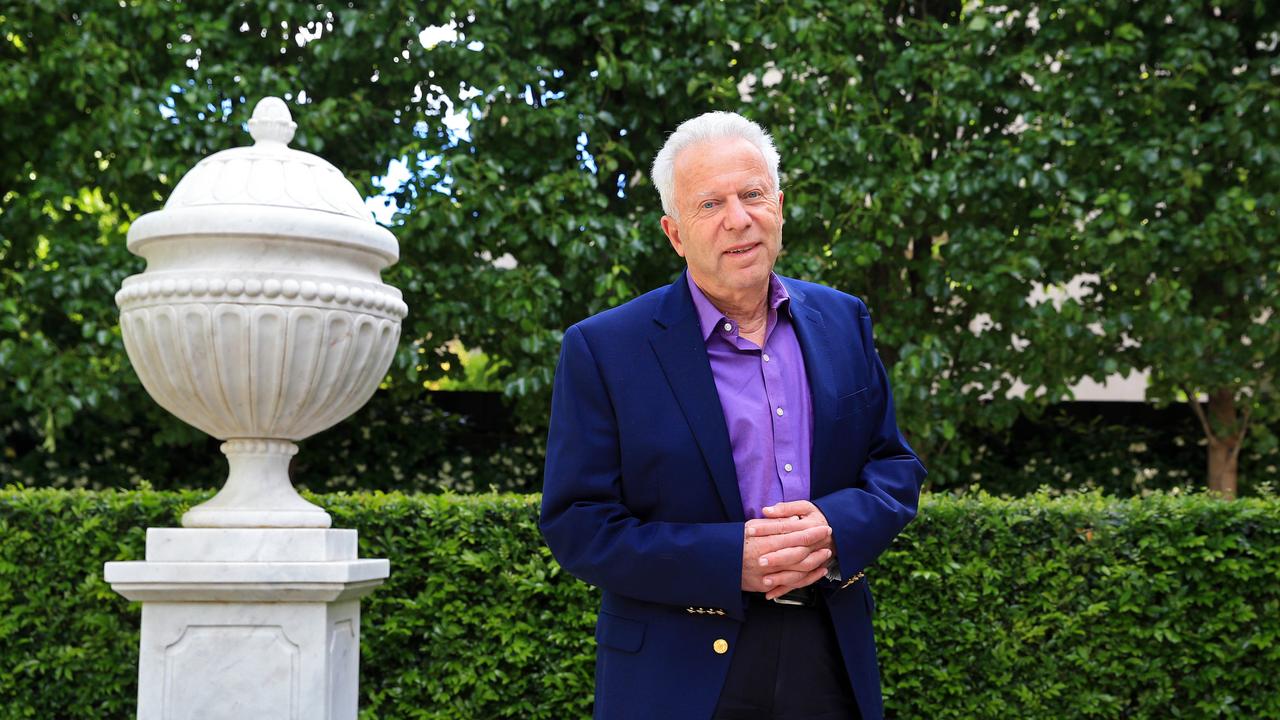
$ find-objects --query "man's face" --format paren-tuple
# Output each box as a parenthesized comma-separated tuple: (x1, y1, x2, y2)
(660, 137, 784, 301)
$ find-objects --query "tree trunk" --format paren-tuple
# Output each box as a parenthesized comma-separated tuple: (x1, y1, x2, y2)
(1206, 438, 1238, 500)
(1204, 388, 1240, 500)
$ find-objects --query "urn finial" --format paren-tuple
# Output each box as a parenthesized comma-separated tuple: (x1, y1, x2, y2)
(247, 96, 297, 147)
(118, 95, 405, 529)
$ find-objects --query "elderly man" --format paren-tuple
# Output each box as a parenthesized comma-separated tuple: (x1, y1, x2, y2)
(540, 111, 925, 720)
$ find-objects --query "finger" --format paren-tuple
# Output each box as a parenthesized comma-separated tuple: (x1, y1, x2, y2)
(758, 545, 815, 568)
(764, 584, 794, 600)
(745, 516, 813, 537)
(765, 567, 828, 599)
(760, 546, 831, 570)
(793, 548, 833, 572)
(756, 525, 831, 554)
(788, 525, 832, 550)
(762, 547, 831, 573)
(794, 524, 833, 547)
(798, 535, 837, 554)
(799, 565, 829, 587)
(762, 500, 816, 518)
(759, 568, 811, 589)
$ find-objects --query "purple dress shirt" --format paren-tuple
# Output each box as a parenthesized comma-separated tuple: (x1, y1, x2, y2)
(687, 272, 814, 520)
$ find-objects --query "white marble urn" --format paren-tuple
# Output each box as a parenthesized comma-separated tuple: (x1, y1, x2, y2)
(117, 97, 407, 528)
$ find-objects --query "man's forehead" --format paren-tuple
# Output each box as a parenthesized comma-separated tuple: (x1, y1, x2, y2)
(674, 136, 767, 171)
(688, 171, 771, 197)
(674, 139, 772, 196)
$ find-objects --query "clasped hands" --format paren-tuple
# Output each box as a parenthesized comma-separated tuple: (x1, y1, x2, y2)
(740, 500, 836, 600)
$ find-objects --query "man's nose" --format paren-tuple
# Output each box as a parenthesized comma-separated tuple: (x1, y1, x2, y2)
(722, 197, 752, 231)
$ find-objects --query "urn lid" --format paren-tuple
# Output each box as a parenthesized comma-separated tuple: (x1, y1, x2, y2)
(126, 97, 398, 265)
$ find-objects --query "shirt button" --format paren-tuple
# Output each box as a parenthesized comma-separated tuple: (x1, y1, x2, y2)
(776, 407, 784, 416)
(723, 322, 733, 332)
(763, 353, 770, 362)
(784, 463, 793, 472)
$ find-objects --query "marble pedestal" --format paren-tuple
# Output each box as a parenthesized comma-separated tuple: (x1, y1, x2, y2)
(105, 529, 389, 720)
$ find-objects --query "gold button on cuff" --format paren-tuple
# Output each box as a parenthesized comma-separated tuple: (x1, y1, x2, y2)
(713, 638, 729, 655)
(840, 571, 867, 590)
(685, 606, 726, 616)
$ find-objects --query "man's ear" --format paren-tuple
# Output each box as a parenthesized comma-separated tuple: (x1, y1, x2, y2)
(660, 215, 685, 258)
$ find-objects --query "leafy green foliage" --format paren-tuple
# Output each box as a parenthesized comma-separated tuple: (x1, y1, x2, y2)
(2, 1, 1277, 491)
(0, 488, 596, 720)
(0, 389, 543, 495)
(2, 487, 1279, 718)
(951, 404, 1279, 498)
(880, 489, 1280, 718)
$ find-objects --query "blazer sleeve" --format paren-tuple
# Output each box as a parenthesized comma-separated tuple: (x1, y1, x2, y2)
(812, 302, 927, 578)
(539, 324, 747, 618)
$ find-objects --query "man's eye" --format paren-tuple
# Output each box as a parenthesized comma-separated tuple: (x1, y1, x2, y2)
(702, 201, 716, 209)
(746, 191, 761, 199)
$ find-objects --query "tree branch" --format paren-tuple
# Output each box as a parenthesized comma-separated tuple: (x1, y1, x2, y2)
(1183, 385, 1217, 442)
(1227, 401, 1255, 466)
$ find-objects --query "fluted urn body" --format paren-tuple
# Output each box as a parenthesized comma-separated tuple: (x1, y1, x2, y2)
(117, 97, 406, 528)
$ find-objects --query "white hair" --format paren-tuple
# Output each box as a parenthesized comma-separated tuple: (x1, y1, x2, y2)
(650, 111, 781, 217)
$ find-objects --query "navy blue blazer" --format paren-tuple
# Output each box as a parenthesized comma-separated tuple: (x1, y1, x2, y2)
(540, 272, 926, 720)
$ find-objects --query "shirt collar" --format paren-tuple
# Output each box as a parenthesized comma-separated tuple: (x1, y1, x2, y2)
(686, 270, 792, 342)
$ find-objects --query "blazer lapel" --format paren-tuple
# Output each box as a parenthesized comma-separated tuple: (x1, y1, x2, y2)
(648, 275, 745, 523)
(783, 279, 840, 499)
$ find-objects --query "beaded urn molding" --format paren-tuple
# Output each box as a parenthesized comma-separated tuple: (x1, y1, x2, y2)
(118, 97, 406, 528)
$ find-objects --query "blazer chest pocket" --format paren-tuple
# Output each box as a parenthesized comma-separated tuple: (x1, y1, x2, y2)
(596, 611, 646, 654)
(836, 387, 871, 419)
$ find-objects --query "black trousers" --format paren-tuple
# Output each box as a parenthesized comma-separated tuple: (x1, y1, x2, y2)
(711, 594, 862, 720)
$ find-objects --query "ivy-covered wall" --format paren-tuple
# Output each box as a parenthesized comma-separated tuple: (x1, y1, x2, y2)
(2, 488, 1277, 718)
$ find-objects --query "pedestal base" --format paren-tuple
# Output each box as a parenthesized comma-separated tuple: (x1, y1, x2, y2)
(105, 529, 389, 720)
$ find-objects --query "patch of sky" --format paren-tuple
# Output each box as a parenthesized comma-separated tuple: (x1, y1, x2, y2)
(369, 78, 483, 223)
(419, 20, 459, 49)
(157, 75, 245, 124)
(365, 152, 452, 225)
(522, 80, 566, 107)
(576, 132, 598, 174)
(417, 12, 486, 50)
(293, 18, 326, 47)
(196, 97, 235, 122)
(152, 16, 503, 228)
(158, 93, 178, 123)
(413, 80, 482, 144)
(442, 104, 475, 143)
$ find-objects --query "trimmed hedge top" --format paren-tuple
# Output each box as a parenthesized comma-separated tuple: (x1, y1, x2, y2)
(1, 487, 1278, 718)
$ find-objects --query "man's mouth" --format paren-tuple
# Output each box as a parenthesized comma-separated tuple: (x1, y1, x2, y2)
(725, 243, 758, 255)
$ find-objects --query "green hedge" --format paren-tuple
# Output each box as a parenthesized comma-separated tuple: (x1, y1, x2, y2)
(1, 487, 1278, 719)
